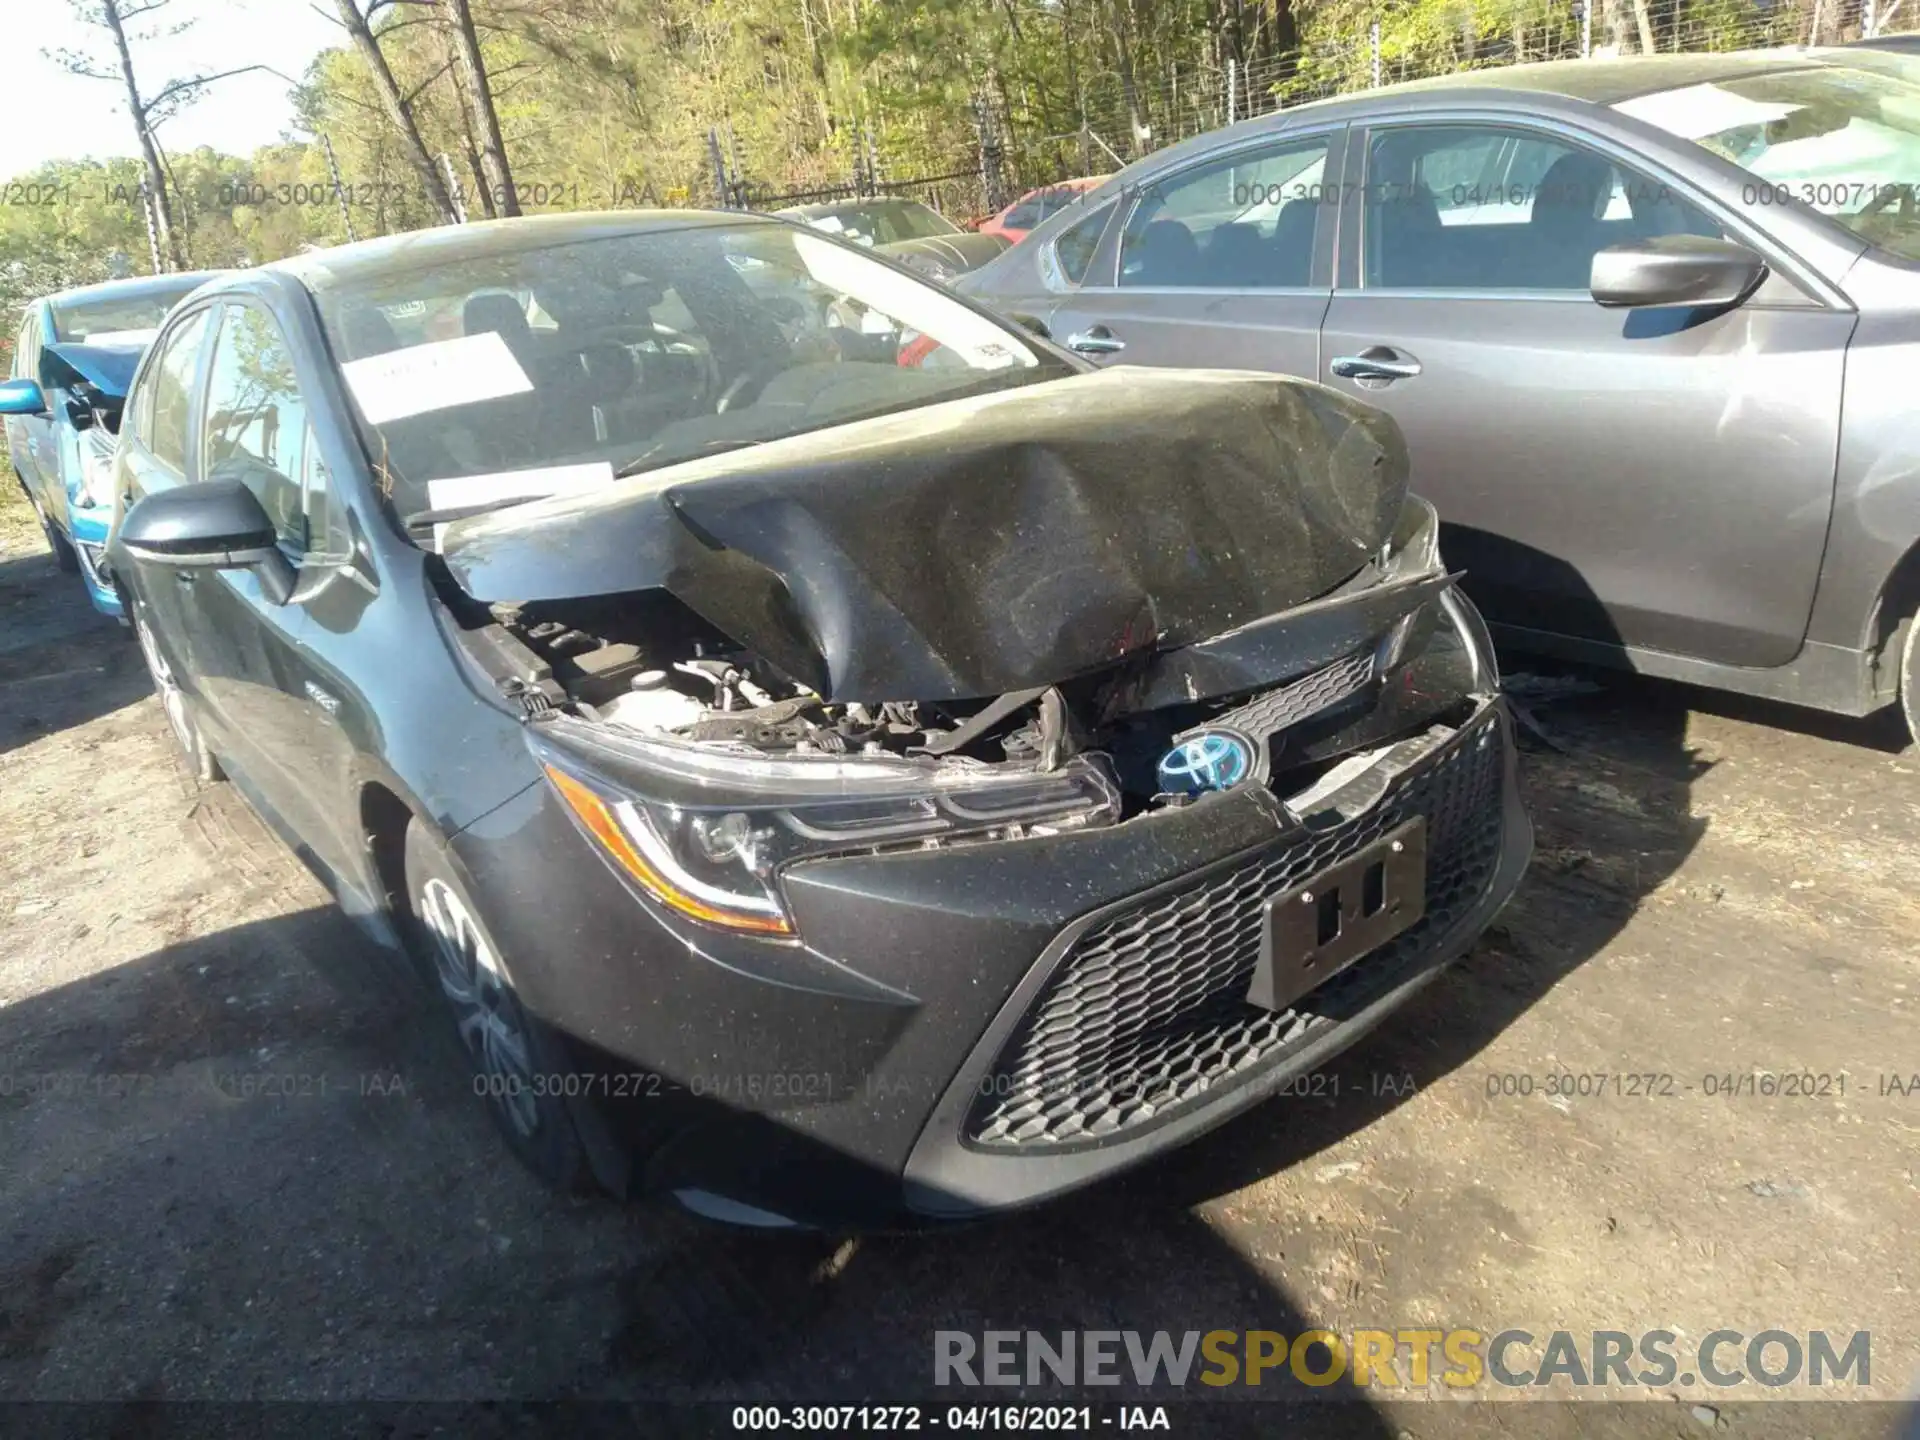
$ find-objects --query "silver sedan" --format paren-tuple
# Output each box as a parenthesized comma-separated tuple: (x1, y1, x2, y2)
(962, 49, 1920, 741)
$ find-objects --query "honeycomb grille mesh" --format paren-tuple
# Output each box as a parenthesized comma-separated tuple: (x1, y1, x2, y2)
(1196, 648, 1376, 741)
(965, 714, 1506, 1151)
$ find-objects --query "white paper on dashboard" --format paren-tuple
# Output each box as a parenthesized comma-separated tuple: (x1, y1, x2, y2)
(76, 328, 160, 348)
(340, 330, 534, 425)
(425, 461, 614, 550)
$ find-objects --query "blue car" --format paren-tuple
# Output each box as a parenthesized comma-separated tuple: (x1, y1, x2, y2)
(2, 273, 222, 615)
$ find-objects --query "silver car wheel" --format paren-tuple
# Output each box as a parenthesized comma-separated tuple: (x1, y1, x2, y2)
(133, 611, 198, 763)
(418, 877, 539, 1139)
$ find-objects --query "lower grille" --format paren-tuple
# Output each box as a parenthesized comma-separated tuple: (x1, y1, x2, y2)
(966, 712, 1506, 1151)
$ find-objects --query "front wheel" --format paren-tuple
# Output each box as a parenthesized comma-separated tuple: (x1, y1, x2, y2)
(402, 821, 594, 1194)
(131, 607, 221, 783)
(1901, 616, 1920, 749)
(25, 487, 79, 574)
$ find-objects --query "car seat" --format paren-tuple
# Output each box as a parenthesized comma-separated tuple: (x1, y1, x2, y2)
(1128, 219, 1202, 286)
(1526, 151, 1615, 287)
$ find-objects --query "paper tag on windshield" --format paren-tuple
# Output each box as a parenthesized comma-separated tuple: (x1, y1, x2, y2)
(341, 331, 534, 425)
(425, 462, 613, 552)
(77, 329, 159, 348)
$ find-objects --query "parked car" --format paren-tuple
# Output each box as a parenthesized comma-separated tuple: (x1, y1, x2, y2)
(962, 49, 1920, 742)
(1845, 32, 1920, 55)
(1, 273, 222, 613)
(102, 210, 1528, 1227)
(775, 196, 1011, 283)
(976, 175, 1111, 244)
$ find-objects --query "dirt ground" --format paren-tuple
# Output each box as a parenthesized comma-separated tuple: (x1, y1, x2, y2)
(1, 480, 1916, 1438)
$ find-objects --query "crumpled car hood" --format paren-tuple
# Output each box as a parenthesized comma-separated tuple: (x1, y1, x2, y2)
(43, 342, 143, 401)
(441, 367, 1410, 703)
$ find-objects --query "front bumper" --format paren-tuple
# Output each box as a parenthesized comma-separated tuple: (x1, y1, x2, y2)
(65, 500, 123, 617)
(451, 695, 1530, 1227)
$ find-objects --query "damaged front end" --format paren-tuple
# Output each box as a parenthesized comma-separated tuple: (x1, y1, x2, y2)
(434, 376, 1495, 945)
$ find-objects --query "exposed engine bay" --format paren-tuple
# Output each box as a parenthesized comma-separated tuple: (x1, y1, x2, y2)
(444, 492, 1490, 835)
(431, 367, 1498, 904)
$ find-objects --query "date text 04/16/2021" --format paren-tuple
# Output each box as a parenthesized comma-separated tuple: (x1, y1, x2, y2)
(730, 1407, 1169, 1432)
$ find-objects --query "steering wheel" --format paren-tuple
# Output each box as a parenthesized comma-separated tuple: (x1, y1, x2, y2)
(714, 368, 774, 414)
(569, 323, 719, 405)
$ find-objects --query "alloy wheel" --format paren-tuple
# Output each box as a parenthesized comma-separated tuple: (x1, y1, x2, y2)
(417, 877, 540, 1139)
(133, 613, 199, 763)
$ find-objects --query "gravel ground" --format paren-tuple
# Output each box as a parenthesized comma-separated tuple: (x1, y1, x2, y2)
(1, 482, 1916, 1439)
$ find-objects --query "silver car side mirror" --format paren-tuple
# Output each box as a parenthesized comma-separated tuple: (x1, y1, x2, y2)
(1590, 236, 1769, 309)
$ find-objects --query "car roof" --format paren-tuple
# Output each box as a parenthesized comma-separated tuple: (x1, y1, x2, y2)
(259, 209, 779, 293)
(1093, 46, 1877, 185)
(1351, 47, 1842, 106)
(42, 271, 227, 308)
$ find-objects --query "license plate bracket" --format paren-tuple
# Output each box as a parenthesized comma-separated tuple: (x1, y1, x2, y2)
(1248, 818, 1428, 1013)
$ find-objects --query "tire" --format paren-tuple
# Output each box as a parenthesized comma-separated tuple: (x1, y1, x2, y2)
(26, 487, 80, 574)
(401, 820, 594, 1194)
(130, 607, 222, 784)
(1902, 616, 1920, 750)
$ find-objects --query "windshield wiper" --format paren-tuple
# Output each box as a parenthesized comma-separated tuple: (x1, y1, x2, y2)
(403, 494, 555, 531)
(614, 437, 763, 480)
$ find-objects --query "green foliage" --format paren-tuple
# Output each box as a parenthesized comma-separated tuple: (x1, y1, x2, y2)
(0, 0, 1862, 354)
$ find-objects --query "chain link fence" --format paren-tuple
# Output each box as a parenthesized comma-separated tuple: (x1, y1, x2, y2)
(725, 0, 1917, 222)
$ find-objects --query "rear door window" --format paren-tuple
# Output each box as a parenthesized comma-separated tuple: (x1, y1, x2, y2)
(1118, 135, 1332, 288)
(1052, 202, 1115, 285)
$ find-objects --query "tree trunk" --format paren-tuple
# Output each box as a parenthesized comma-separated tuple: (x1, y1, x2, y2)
(1601, 0, 1631, 50)
(335, 0, 457, 224)
(440, 0, 519, 217)
(1105, 0, 1147, 155)
(1630, 0, 1657, 54)
(100, 0, 182, 270)
(1270, 0, 1299, 59)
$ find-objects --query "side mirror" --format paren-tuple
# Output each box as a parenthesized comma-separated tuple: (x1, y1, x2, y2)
(1591, 235, 1768, 310)
(117, 479, 295, 605)
(0, 379, 48, 416)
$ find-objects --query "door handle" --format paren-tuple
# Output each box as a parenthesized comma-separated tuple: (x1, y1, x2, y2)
(1330, 347, 1422, 383)
(1065, 326, 1125, 355)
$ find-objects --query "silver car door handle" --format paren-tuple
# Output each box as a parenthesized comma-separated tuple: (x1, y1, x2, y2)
(1065, 328, 1125, 355)
(1330, 350, 1422, 382)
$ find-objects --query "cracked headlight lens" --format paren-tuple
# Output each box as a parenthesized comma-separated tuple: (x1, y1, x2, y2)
(533, 719, 1120, 938)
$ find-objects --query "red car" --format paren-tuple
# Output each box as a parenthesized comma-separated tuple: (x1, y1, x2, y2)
(976, 176, 1109, 244)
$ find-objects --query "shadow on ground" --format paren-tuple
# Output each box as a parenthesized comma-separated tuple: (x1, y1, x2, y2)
(0, 550, 148, 756)
(0, 538, 1778, 1434)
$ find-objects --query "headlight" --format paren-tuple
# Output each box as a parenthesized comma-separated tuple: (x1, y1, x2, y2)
(76, 446, 113, 509)
(533, 719, 1121, 938)
(1440, 585, 1499, 692)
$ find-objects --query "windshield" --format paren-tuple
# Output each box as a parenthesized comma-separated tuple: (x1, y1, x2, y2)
(49, 280, 206, 346)
(316, 220, 1065, 536)
(1615, 64, 1920, 261)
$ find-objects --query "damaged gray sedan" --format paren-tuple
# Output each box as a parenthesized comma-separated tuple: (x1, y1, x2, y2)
(104, 211, 1530, 1226)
